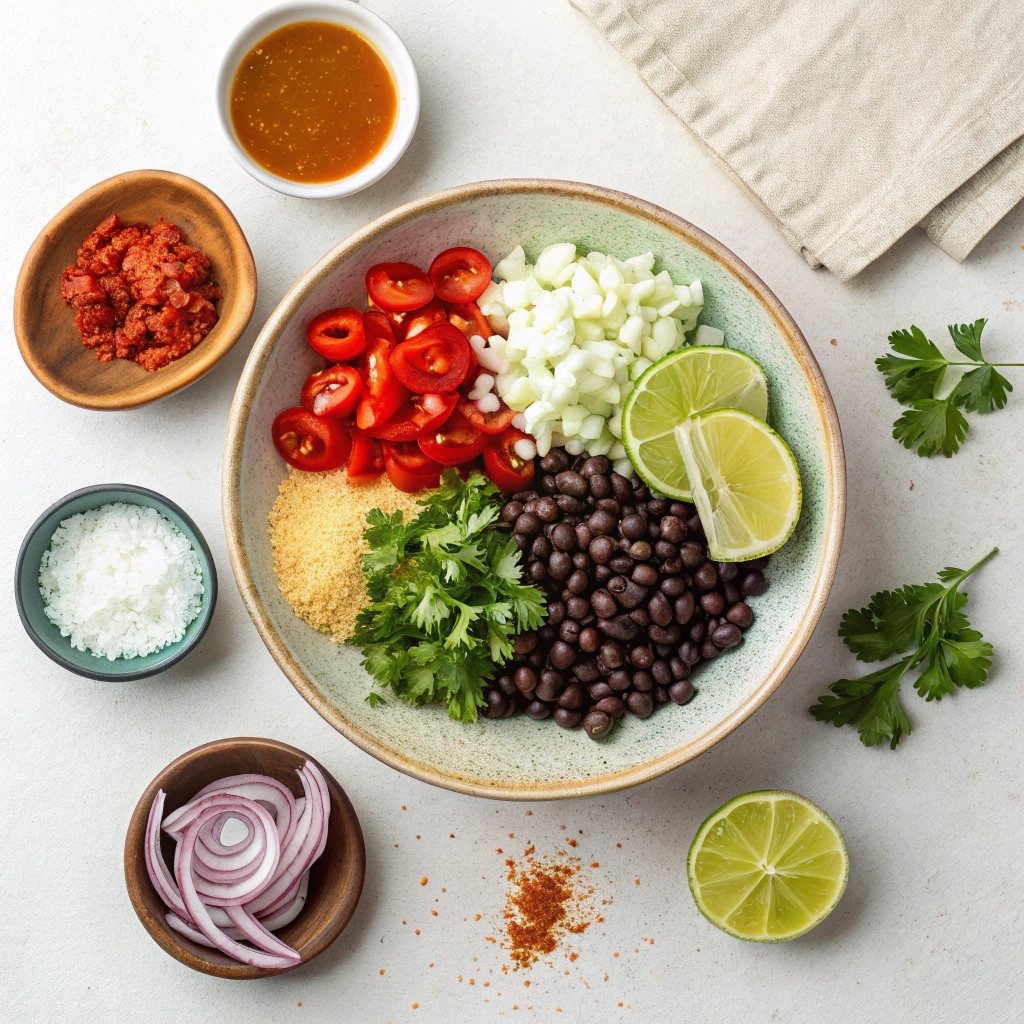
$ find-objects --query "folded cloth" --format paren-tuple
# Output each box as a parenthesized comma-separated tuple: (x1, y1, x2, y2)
(571, 0, 1024, 280)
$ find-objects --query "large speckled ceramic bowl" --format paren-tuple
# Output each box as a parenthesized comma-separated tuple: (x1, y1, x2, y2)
(223, 180, 845, 800)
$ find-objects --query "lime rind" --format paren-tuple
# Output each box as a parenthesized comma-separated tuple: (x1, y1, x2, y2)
(687, 790, 848, 943)
(674, 407, 801, 562)
(622, 346, 769, 501)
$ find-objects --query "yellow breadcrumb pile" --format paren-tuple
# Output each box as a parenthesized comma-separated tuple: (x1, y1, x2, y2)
(268, 469, 425, 641)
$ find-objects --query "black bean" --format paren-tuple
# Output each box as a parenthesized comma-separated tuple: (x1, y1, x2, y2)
(677, 641, 701, 666)
(700, 639, 721, 660)
(514, 666, 538, 694)
(556, 494, 583, 514)
(654, 642, 674, 657)
(694, 561, 718, 591)
(610, 472, 632, 503)
(726, 602, 755, 629)
(680, 541, 705, 568)
(635, 501, 648, 515)
(594, 564, 613, 585)
(540, 474, 559, 495)
(615, 516, 642, 544)
(513, 632, 537, 656)
(630, 645, 654, 669)
(596, 498, 621, 516)
(482, 687, 508, 718)
(722, 582, 741, 604)
(673, 591, 695, 625)
(740, 569, 767, 597)
(685, 513, 704, 538)
(669, 502, 692, 518)
(647, 590, 673, 626)
(633, 483, 650, 501)
(632, 670, 653, 692)
(594, 696, 625, 719)
(572, 552, 591, 571)
(660, 576, 687, 597)
(535, 672, 565, 702)
(549, 641, 577, 670)
(648, 623, 682, 645)
(563, 596, 588, 620)
(557, 682, 586, 709)
(651, 660, 672, 686)
(669, 679, 695, 705)
(534, 496, 559, 522)
(653, 684, 670, 705)
(547, 522, 573, 551)
(589, 589, 616, 619)
(669, 657, 689, 680)
(496, 673, 517, 696)
(626, 691, 654, 718)
(716, 561, 739, 582)
(514, 534, 531, 553)
(589, 535, 615, 564)
(689, 621, 706, 643)
(515, 512, 542, 535)
(539, 449, 570, 473)
(548, 551, 572, 579)
(589, 474, 612, 499)
(580, 455, 611, 478)
(530, 535, 551, 560)
(607, 669, 631, 691)
(711, 623, 744, 649)
(608, 554, 634, 573)
(574, 524, 593, 551)
(646, 499, 667, 516)
(700, 592, 725, 616)
(588, 681, 613, 701)
(661, 557, 683, 576)
(567, 570, 589, 594)
(528, 561, 548, 583)
(555, 471, 587, 496)
(600, 641, 625, 669)
(647, 521, 661, 541)
(654, 540, 678, 560)
(523, 700, 550, 720)
(583, 710, 614, 738)
(546, 601, 566, 626)
(572, 660, 601, 682)
(538, 624, 557, 643)
(587, 510, 618, 536)
(628, 607, 651, 628)
(578, 626, 601, 652)
(501, 501, 523, 523)
(659, 515, 686, 544)
(629, 540, 653, 561)
(553, 707, 583, 728)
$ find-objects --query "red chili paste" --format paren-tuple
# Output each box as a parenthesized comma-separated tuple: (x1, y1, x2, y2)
(60, 214, 221, 371)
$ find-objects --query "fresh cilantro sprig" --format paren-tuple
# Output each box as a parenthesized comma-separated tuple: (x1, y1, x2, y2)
(876, 319, 1018, 457)
(350, 470, 546, 722)
(810, 548, 997, 749)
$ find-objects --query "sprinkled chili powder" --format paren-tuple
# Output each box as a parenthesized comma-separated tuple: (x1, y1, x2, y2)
(502, 846, 593, 969)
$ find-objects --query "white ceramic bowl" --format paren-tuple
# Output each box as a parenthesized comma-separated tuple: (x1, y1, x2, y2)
(214, 1, 419, 199)
(223, 180, 846, 800)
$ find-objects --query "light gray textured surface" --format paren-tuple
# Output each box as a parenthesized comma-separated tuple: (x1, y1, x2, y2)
(2, 2, 1022, 1022)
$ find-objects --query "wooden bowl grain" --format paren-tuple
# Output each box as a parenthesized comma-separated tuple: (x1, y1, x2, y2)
(15, 169, 257, 411)
(124, 737, 365, 979)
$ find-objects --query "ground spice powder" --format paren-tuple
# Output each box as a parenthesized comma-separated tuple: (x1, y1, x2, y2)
(502, 846, 593, 969)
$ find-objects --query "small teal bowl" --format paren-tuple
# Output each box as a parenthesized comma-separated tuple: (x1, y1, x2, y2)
(15, 484, 218, 681)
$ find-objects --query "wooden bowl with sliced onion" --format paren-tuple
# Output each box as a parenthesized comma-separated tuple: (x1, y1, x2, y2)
(124, 737, 364, 979)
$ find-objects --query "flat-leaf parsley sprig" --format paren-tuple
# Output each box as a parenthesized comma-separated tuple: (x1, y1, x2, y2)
(877, 319, 1019, 457)
(350, 469, 546, 722)
(810, 548, 997, 749)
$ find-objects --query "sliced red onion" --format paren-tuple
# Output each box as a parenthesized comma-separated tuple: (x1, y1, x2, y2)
(145, 763, 330, 970)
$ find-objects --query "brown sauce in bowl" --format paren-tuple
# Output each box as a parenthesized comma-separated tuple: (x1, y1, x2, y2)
(230, 20, 398, 184)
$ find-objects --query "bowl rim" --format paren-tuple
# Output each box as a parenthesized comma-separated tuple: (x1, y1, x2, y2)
(213, 0, 420, 200)
(14, 483, 218, 681)
(221, 178, 847, 800)
(123, 735, 366, 979)
(13, 167, 258, 411)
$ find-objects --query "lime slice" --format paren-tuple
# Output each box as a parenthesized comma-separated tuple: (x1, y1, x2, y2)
(674, 408, 800, 561)
(687, 790, 848, 942)
(622, 346, 768, 501)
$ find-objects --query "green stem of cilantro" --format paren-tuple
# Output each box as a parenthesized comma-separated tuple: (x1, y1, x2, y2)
(943, 361, 1024, 367)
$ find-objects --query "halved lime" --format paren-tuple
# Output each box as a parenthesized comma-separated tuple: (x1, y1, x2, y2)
(675, 408, 800, 561)
(622, 346, 768, 501)
(687, 790, 848, 942)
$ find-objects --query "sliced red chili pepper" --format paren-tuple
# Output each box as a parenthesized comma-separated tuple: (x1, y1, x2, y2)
(483, 427, 536, 493)
(404, 298, 448, 340)
(390, 322, 471, 394)
(365, 262, 434, 312)
(305, 307, 366, 361)
(300, 365, 364, 419)
(367, 297, 410, 340)
(365, 392, 458, 441)
(355, 313, 409, 430)
(382, 441, 444, 492)
(347, 428, 385, 483)
(272, 408, 351, 472)
(429, 247, 492, 303)
(447, 301, 491, 341)
(457, 395, 518, 435)
(418, 409, 485, 466)
(355, 374, 407, 431)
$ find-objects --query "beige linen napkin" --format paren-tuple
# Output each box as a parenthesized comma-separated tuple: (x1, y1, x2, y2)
(571, 0, 1024, 280)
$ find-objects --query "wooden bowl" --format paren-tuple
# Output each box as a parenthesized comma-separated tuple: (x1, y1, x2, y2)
(124, 737, 365, 979)
(14, 169, 257, 410)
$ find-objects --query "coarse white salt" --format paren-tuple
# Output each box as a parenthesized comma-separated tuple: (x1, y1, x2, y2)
(39, 502, 204, 661)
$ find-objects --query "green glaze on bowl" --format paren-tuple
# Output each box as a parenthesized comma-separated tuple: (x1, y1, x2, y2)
(223, 180, 845, 800)
(15, 484, 218, 681)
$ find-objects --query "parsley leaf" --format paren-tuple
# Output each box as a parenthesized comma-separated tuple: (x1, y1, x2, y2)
(876, 319, 1016, 457)
(810, 549, 997, 749)
(349, 470, 546, 722)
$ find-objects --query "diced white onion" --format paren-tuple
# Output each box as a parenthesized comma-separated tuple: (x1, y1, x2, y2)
(514, 438, 537, 460)
(476, 393, 500, 413)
